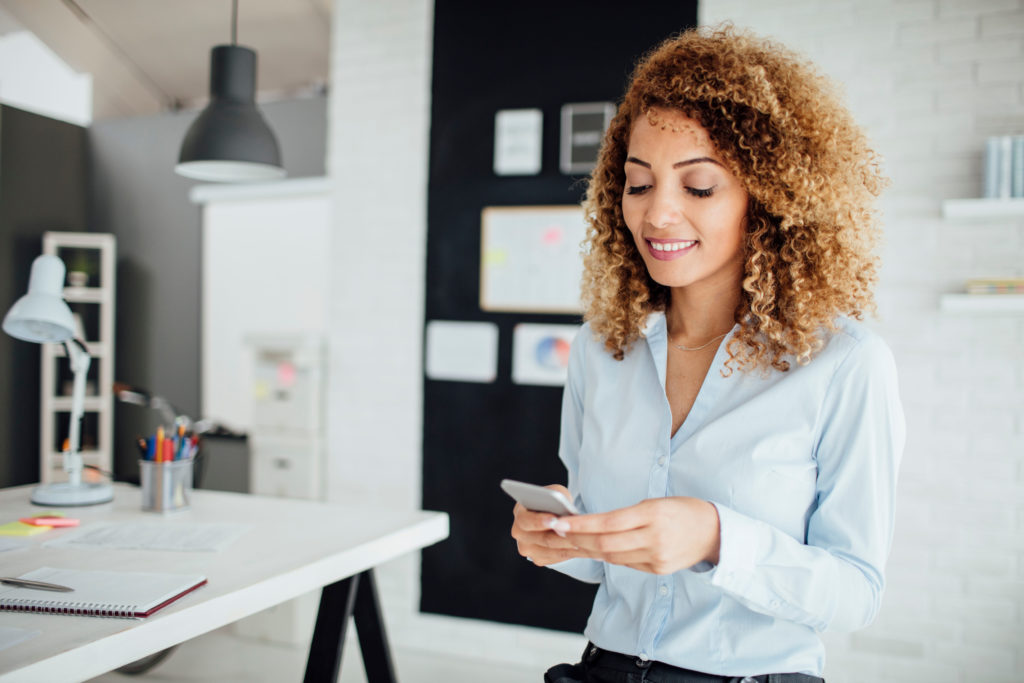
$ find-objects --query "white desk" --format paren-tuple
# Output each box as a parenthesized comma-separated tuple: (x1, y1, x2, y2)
(0, 484, 449, 683)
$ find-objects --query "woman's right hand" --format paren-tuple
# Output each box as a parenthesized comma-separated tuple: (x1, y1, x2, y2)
(510, 484, 585, 567)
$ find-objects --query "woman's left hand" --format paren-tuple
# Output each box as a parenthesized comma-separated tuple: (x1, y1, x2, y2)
(551, 497, 721, 575)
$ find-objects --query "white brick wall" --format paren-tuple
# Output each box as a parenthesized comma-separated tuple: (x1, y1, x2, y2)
(326, 0, 586, 668)
(326, 0, 432, 637)
(700, 1, 1024, 681)
(327, 0, 1024, 679)
(327, 0, 432, 507)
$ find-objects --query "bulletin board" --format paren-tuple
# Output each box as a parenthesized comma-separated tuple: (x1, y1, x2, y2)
(422, 0, 698, 634)
(479, 205, 586, 314)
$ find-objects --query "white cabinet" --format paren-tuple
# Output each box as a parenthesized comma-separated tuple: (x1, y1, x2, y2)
(247, 334, 325, 501)
(40, 232, 116, 484)
(250, 435, 323, 500)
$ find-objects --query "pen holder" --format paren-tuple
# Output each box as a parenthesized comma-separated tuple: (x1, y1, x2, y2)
(139, 459, 193, 512)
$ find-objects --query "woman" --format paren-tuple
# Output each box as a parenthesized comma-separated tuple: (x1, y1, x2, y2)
(510, 25, 904, 683)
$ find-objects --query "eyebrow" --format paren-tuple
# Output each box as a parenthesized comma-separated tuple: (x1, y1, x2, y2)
(625, 156, 721, 169)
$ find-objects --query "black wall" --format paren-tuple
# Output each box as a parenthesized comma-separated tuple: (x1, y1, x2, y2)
(0, 105, 89, 488)
(422, 1, 697, 632)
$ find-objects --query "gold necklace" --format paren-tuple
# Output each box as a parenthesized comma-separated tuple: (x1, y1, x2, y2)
(672, 331, 728, 352)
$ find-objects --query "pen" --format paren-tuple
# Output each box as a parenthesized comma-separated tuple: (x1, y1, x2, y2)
(155, 426, 164, 463)
(176, 425, 187, 460)
(0, 577, 74, 592)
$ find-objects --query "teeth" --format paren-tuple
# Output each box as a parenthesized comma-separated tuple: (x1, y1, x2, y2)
(651, 240, 697, 252)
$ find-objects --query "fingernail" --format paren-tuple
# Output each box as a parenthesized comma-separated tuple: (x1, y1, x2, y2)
(544, 518, 568, 537)
(550, 519, 571, 537)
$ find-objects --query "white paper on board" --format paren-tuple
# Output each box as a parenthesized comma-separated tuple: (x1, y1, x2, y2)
(425, 320, 499, 383)
(511, 323, 580, 387)
(494, 109, 543, 175)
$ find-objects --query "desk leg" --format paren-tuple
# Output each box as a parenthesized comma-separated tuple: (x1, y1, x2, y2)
(304, 575, 358, 683)
(352, 569, 397, 683)
(303, 570, 397, 683)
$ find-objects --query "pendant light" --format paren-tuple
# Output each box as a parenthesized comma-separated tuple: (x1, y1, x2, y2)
(175, 0, 285, 182)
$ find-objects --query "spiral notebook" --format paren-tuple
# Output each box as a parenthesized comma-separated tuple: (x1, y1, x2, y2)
(0, 567, 207, 619)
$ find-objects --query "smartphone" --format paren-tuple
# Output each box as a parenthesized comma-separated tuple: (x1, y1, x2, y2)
(500, 479, 580, 516)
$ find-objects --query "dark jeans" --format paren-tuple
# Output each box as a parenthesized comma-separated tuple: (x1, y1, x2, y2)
(544, 644, 826, 683)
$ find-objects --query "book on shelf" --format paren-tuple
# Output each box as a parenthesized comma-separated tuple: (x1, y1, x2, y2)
(984, 135, 1024, 199)
(965, 278, 1024, 295)
(0, 567, 207, 619)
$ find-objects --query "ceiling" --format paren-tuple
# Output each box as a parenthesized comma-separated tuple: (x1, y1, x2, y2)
(0, 0, 331, 120)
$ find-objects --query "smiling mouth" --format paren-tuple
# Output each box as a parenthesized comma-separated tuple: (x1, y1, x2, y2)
(648, 239, 698, 252)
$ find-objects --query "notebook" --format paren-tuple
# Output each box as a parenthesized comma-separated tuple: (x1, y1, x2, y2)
(0, 567, 207, 619)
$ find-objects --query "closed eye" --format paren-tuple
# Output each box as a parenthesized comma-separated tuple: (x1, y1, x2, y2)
(687, 186, 715, 198)
(625, 185, 717, 197)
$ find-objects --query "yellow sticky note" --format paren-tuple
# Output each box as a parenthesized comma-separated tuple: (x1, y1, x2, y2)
(0, 521, 50, 536)
(483, 248, 507, 267)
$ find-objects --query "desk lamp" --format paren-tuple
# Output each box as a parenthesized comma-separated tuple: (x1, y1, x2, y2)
(3, 254, 113, 506)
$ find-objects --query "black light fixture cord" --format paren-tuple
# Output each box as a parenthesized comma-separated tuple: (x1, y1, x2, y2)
(231, 0, 238, 45)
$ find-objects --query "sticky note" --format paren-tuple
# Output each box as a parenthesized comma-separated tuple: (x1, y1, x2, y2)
(0, 521, 51, 536)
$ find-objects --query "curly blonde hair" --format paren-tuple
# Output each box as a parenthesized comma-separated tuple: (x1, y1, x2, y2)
(582, 24, 888, 371)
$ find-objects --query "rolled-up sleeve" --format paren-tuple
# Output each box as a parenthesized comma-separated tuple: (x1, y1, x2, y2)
(705, 333, 905, 632)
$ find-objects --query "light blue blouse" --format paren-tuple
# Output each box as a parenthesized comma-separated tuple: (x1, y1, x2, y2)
(551, 312, 904, 677)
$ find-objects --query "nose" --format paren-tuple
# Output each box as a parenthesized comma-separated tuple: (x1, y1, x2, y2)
(646, 186, 683, 230)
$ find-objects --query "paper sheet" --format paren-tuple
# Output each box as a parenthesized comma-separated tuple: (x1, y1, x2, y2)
(0, 626, 40, 653)
(511, 323, 580, 386)
(425, 320, 499, 383)
(44, 522, 249, 552)
(0, 537, 31, 552)
(493, 108, 543, 175)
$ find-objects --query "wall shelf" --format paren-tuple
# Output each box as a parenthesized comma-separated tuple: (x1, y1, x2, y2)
(62, 287, 105, 303)
(942, 198, 1024, 220)
(940, 294, 1024, 313)
(41, 232, 116, 483)
(940, 200, 1024, 315)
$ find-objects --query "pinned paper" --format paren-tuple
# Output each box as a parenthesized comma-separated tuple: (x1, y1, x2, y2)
(512, 324, 580, 386)
(425, 320, 499, 383)
(560, 102, 615, 175)
(494, 109, 543, 175)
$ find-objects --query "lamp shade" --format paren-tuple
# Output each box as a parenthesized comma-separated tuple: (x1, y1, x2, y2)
(175, 45, 285, 182)
(3, 255, 75, 343)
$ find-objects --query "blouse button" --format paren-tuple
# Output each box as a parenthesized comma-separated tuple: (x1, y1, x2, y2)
(658, 585, 669, 596)
(657, 456, 667, 466)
